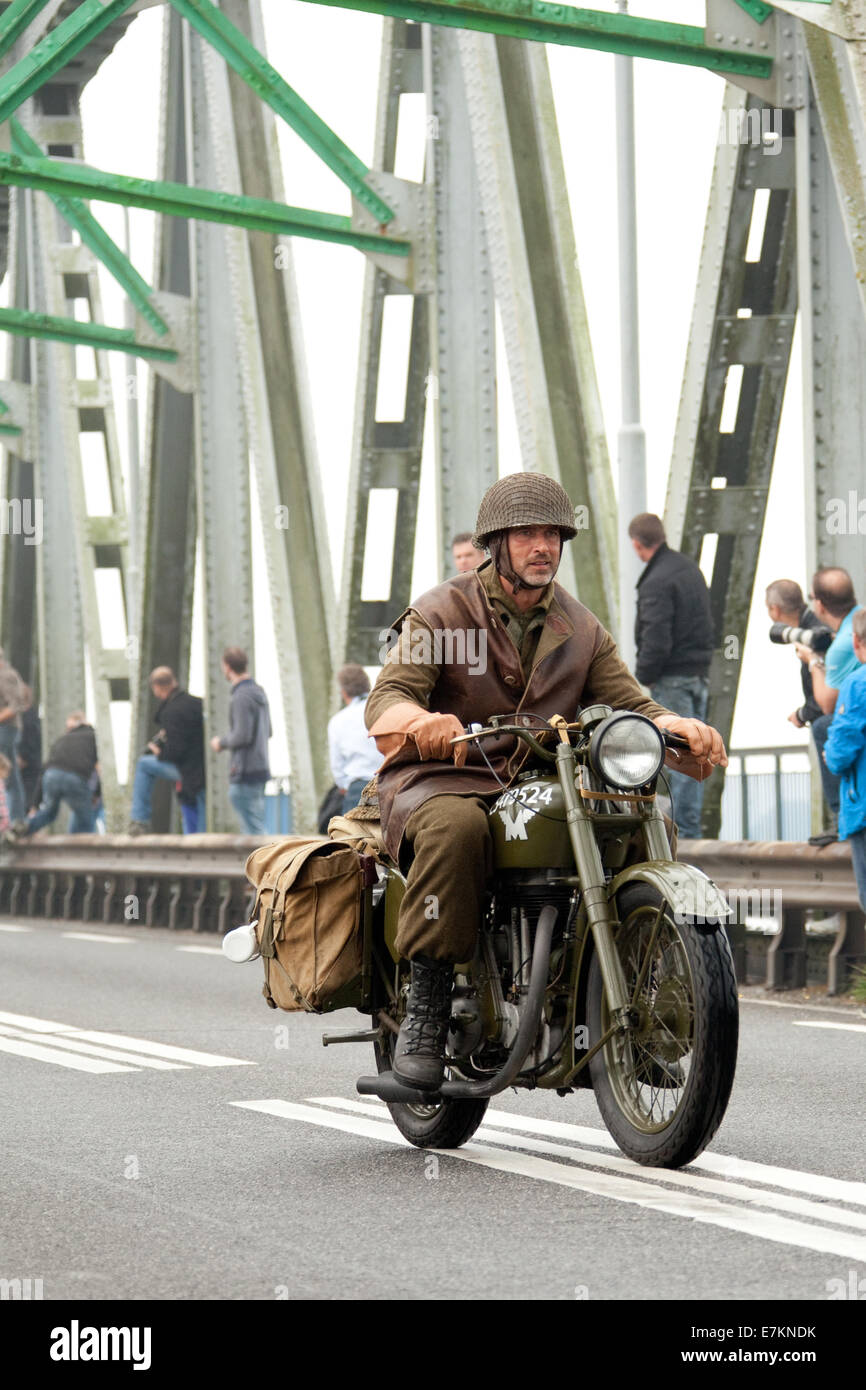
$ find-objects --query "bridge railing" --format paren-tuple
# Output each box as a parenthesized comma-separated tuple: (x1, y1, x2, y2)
(0, 834, 862, 997)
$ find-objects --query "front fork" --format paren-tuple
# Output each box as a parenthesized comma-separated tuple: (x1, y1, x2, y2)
(555, 740, 632, 1026)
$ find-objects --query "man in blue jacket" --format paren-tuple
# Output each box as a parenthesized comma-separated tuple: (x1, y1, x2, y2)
(823, 609, 866, 910)
(210, 647, 272, 833)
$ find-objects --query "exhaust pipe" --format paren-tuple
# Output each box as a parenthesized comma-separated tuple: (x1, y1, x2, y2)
(356, 904, 557, 1103)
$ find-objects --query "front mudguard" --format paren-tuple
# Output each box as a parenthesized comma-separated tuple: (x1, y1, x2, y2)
(607, 860, 731, 928)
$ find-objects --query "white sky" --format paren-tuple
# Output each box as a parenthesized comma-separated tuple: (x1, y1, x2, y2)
(17, 1, 815, 772)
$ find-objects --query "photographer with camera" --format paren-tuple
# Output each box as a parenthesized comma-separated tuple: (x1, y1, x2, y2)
(791, 569, 862, 845)
(765, 579, 832, 729)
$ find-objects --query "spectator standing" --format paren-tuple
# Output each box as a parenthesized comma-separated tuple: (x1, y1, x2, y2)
(0, 647, 27, 824)
(328, 664, 383, 815)
(17, 684, 42, 813)
(9, 712, 97, 839)
(629, 513, 714, 838)
(130, 667, 205, 834)
(823, 609, 866, 910)
(0, 754, 11, 833)
(794, 568, 862, 844)
(210, 647, 272, 834)
(451, 532, 485, 575)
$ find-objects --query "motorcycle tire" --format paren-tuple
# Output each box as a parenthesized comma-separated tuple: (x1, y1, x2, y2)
(587, 882, 738, 1169)
(373, 1033, 489, 1149)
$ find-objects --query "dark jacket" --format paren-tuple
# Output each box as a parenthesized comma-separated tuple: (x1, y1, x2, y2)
(219, 678, 271, 784)
(634, 543, 714, 687)
(796, 607, 830, 725)
(154, 688, 205, 806)
(46, 723, 98, 782)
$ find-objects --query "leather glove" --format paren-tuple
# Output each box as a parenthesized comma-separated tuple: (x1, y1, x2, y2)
(368, 701, 468, 769)
(653, 714, 727, 783)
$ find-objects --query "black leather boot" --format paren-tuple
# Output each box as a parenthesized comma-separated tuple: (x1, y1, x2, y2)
(392, 954, 454, 1090)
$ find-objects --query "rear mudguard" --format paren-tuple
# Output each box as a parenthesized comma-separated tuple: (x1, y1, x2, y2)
(606, 860, 731, 927)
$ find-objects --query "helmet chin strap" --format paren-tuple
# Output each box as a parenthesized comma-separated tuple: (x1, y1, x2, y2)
(488, 532, 560, 595)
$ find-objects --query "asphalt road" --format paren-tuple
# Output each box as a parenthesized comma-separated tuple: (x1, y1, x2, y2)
(1, 917, 865, 1302)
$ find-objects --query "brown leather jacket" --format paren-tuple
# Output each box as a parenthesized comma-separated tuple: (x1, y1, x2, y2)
(367, 564, 668, 860)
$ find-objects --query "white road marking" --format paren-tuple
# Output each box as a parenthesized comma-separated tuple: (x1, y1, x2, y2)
(175, 946, 223, 956)
(739, 997, 864, 1019)
(309, 1097, 866, 1233)
(0, 1036, 136, 1073)
(0, 924, 31, 932)
(231, 1099, 866, 1264)
(0, 1009, 255, 1069)
(62, 932, 134, 944)
(792, 1020, 866, 1035)
(0, 1024, 185, 1070)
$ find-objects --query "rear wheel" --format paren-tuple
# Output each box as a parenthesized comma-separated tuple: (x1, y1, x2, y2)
(588, 883, 738, 1168)
(373, 1016, 488, 1150)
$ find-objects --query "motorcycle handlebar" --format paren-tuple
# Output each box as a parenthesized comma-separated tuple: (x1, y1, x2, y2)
(450, 720, 692, 753)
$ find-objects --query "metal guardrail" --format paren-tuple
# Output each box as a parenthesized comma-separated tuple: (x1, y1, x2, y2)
(0, 835, 863, 994)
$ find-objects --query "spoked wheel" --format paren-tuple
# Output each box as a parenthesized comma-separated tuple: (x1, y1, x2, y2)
(373, 999, 488, 1150)
(588, 883, 738, 1168)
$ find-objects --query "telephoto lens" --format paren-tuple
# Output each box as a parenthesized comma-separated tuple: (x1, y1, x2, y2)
(768, 623, 833, 652)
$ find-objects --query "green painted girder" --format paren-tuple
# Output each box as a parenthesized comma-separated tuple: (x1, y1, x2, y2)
(10, 120, 169, 338)
(733, 0, 772, 22)
(0, 151, 412, 254)
(295, 0, 773, 77)
(0, 422, 23, 436)
(0, 307, 179, 361)
(0, 0, 136, 125)
(0, 0, 56, 59)
(168, 0, 395, 225)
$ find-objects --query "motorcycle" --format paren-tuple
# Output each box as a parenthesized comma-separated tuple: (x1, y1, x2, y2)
(332, 704, 738, 1169)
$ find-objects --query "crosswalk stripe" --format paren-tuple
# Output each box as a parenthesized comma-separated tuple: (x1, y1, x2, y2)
(308, 1097, 866, 1233)
(0, 1009, 255, 1068)
(231, 1099, 866, 1264)
(0, 1024, 185, 1070)
(0, 1035, 136, 1073)
(62, 932, 135, 944)
(793, 1020, 866, 1035)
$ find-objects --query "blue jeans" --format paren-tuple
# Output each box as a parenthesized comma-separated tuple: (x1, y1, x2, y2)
(0, 719, 26, 822)
(342, 778, 368, 815)
(849, 827, 866, 913)
(27, 767, 94, 834)
(228, 780, 267, 834)
(651, 674, 710, 839)
(810, 713, 841, 818)
(132, 753, 205, 833)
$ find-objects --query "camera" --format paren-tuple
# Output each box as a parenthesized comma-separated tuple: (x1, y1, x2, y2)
(768, 623, 833, 653)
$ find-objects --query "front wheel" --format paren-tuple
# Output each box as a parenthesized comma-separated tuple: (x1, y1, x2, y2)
(588, 883, 738, 1168)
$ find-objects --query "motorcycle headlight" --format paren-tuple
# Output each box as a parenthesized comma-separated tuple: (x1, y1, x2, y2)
(589, 712, 665, 790)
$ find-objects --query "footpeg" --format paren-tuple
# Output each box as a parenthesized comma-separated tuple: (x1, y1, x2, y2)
(356, 1074, 442, 1103)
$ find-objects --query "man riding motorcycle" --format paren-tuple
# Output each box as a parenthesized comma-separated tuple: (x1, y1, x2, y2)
(365, 473, 727, 1089)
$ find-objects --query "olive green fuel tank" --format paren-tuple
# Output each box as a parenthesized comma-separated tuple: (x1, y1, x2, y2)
(488, 773, 572, 869)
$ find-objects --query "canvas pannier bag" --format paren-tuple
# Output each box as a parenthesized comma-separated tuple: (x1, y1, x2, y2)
(244, 835, 364, 1013)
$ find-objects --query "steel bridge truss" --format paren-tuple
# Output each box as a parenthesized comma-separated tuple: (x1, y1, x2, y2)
(0, 0, 865, 835)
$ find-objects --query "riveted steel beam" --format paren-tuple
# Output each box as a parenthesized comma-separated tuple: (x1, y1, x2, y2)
(0, 0, 136, 123)
(0, 306, 178, 359)
(0, 0, 56, 57)
(133, 5, 197, 829)
(9, 118, 169, 337)
(796, 72, 866, 584)
(168, 0, 395, 224)
(296, 0, 773, 77)
(0, 150, 412, 254)
(339, 19, 430, 668)
(457, 31, 617, 627)
(667, 84, 798, 837)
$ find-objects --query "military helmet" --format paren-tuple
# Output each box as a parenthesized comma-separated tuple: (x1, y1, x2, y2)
(473, 472, 578, 548)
